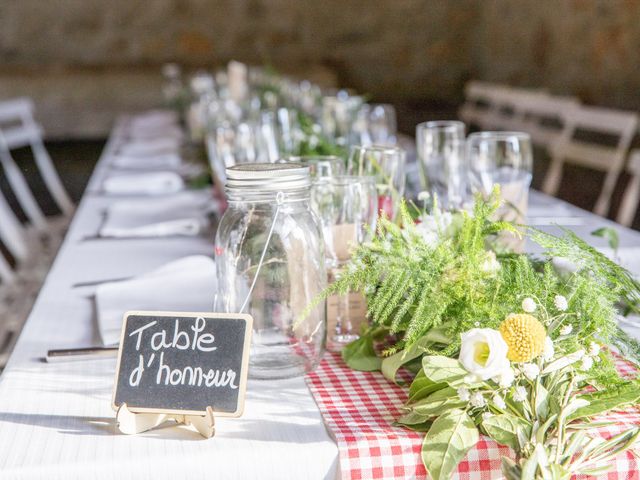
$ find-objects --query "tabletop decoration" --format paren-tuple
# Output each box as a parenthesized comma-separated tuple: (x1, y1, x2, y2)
(306, 187, 640, 479)
(112, 311, 253, 438)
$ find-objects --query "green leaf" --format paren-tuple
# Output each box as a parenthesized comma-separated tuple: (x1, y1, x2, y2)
(534, 382, 550, 420)
(501, 457, 522, 480)
(422, 409, 479, 480)
(342, 334, 381, 371)
(482, 414, 532, 451)
(413, 387, 466, 416)
(591, 227, 619, 252)
(382, 335, 432, 383)
(408, 381, 448, 405)
(568, 381, 640, 421)
(422, 356, 470, 387)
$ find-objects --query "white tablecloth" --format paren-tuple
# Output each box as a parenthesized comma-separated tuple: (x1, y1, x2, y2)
(0, 118, 639, 479)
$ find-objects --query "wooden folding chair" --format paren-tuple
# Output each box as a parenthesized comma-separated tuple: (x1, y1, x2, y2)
(542, 105, 638, 217)
(617, 149, 640, 226)
(0, 97, 74, 223)
(505, 93, 580, 151)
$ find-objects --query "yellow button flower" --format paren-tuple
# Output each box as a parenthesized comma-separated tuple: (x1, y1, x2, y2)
(499, 313, 546, 362)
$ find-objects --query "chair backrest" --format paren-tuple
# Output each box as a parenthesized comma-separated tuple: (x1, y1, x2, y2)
(0, 97, 74, 216)
(617, 149, 640, 226)
(507, 93, 580, 149)
(542, 105, 638, 217)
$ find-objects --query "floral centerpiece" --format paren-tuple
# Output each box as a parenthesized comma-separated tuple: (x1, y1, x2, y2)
(307, 189, 640, 479)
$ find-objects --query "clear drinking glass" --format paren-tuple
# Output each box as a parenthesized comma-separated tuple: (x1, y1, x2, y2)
(215, 163, 326, 379)
(321, 92, 363, 147)
(346, 145, 406, 220)
(358, 104, 397, 146)
(283, 155, 344, 179)
(310, 176, 377, 351)
(466, 131, 533, 250)
(416, 121, 467, 209)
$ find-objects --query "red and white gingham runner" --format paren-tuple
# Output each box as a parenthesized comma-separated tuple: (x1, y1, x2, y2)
(306, 352, 640, 479)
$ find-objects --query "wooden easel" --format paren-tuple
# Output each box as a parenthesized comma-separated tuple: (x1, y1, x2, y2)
(116, 403, 216, 438)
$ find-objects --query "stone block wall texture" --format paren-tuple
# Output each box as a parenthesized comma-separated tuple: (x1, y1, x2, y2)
(0, 0, 639, 138)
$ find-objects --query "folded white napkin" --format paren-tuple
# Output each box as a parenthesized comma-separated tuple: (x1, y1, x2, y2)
(100, 192, 214, 238)
(111, 153, 182, 170)
(129, 124, 184, 140)
(130, 111, 178, 130)
(119, 137, 180, 157)
(102, 171, 184, 195)
(95, 255, 217, 345)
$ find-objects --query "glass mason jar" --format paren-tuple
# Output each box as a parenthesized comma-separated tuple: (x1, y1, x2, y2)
(214, 163, 326, 379)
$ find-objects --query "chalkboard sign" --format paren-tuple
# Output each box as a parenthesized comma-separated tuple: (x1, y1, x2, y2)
(112, 311, 253, 417)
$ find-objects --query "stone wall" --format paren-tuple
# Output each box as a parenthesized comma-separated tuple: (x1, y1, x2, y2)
(0, 0, 639, 138)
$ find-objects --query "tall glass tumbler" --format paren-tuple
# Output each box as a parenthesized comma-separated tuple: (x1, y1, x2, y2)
(347, 145, 406, 220)
(466, 131, 533, 250)
(416, 121, 467, 209)
(311, 176, 377, 351)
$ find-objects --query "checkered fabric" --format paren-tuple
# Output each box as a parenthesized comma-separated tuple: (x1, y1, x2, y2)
(306, 352, 640, 480)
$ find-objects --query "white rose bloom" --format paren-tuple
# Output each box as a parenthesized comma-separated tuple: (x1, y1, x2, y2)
(459, 328, 510, 380)
(470, 392, 486, 408)
(521, 297, 537, 313)
(542, 336, 555, 361)
(554, 295, 568, 311)
(589, 342, 601, 357)
(482, 412, 494, 421)
(495, 367, 516, 388)
(522, 363, 540, 380)
(560, 324, 573, 336)
(581, 355, 594, 371)
(492, 394, 506, 410)
(513, 385, 528, 402)
(457, 387, 470, 402)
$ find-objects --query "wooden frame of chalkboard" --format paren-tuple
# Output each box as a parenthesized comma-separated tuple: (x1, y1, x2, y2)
(111, 311, 253, 418)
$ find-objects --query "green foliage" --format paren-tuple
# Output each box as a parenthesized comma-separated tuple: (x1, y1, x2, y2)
(317, 189, 640, 388)
(421, 409, 478, 480)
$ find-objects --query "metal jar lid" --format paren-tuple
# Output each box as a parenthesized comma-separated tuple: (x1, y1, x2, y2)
(225, 162, 311, 192)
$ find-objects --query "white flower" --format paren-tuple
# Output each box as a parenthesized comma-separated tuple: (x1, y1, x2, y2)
(481, 251, 501, 274)
(581, 355, 594, 371)
(542, 336, 555, 361)
(522, 363, 540, 380)
(482, 412, 494, 421)
(415, 211, 453, 246)
(495, 367, 516, 388)
(513, 386, 528, 402)
(521, 297, 537, 313)
(554, 295, 568, 312)
(470, 392, 487, 408)
(589, 342, 601, 357)
(492, 394, 506, 410)
(560, 324, 573, 336)
(457, 387, 470, 402)
(417, 191, 430, 202)
(459, 328, 511, 380)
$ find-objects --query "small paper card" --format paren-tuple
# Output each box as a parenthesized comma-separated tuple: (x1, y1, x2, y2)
(112, 311, 252, 417)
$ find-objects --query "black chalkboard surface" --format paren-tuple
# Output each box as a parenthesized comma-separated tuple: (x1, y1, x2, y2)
(112, 311, 253, 417)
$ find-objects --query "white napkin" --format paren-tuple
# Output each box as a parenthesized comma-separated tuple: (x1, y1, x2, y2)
(95, 255, 217, 345)
(119, 137, 180, 157)
(111, 153, 182, 170)
(102, 171, 184, 195)
(100, 192, 213, 238)
(129, 125, 184, 142)
(130, 111, 178, 130)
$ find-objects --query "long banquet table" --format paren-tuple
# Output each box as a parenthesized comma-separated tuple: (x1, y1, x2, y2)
(0, 117, 639, 479)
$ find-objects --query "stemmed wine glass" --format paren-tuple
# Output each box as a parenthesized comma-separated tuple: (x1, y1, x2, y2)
(346, 145, 406, 221)
(310, 175, 377, 351)
(416, 120, 467, 209)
